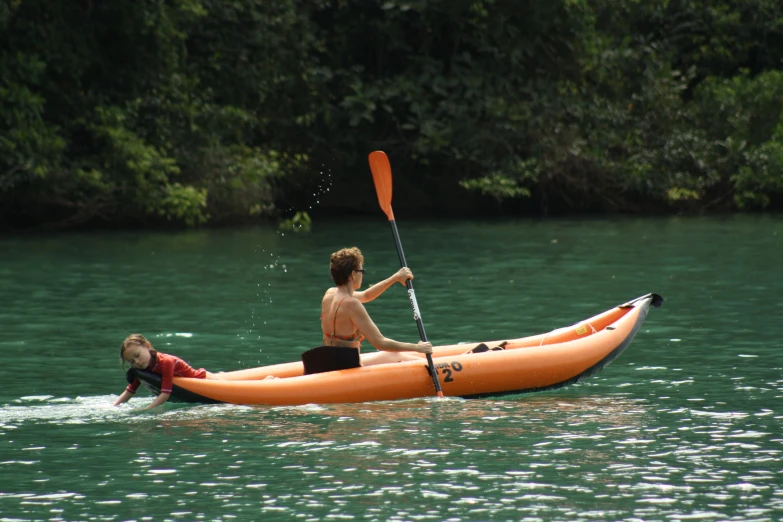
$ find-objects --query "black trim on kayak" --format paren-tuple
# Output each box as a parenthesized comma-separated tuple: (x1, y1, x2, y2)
(459, 294, 663, 400)
(128, 369, 223, 404)
(621, 292, 663, 309)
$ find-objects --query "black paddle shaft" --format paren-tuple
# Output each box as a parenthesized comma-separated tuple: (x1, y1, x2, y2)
(388, 220, 443, 394)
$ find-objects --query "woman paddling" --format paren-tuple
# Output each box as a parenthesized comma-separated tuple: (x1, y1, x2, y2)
(308, 246, 432, 372)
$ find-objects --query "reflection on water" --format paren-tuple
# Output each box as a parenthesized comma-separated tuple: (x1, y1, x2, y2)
(3, 389, 780, 520)
(1, 216, 782, 520)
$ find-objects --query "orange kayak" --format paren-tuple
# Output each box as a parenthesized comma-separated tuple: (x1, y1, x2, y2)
(131, 293, 663, 405)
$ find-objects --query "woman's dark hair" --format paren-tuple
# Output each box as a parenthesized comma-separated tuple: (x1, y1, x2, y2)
(330, 247, 364, 286)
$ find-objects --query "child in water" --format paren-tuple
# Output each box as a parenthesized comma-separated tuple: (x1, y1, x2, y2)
(113, 334, 222, 410)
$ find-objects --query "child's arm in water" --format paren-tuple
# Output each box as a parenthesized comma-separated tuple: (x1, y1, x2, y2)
(112, 389, 170, 410)
(145, 392, 171, 410)
(113, 389, 134, 406)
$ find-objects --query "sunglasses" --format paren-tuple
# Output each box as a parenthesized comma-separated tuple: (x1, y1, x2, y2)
(354, 268, 366, 274)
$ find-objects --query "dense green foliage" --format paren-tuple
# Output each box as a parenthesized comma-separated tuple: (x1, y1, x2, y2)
(2, 0, 783, 229)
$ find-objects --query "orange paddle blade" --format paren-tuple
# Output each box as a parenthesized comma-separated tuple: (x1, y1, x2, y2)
(368, 150, 395, 221)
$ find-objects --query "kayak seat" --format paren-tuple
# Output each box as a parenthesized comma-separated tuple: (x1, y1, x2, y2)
(467, 341, 508, 354)
(302, 345, 361, 375)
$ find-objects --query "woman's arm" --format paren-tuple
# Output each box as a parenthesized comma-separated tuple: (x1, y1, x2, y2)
(345, 299, 432, 354)
(354, 268, 412, 304)
(113, 389, 134, 406)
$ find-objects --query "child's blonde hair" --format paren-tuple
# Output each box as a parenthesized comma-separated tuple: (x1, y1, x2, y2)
(120, 334, 157, 369)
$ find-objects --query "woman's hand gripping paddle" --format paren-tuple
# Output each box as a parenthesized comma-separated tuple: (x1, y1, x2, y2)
(368, 150, 444, 398)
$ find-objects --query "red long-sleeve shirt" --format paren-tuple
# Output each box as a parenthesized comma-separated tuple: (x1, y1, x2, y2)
(126, 352, 206, 395)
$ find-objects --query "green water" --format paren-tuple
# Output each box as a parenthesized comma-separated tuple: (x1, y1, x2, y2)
(1, 215, 781, 521)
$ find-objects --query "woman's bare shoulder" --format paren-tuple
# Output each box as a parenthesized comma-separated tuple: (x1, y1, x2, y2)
(341, 296, 366, 312)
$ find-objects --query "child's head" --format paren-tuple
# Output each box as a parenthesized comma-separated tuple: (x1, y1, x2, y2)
(120, 334, 157, 369)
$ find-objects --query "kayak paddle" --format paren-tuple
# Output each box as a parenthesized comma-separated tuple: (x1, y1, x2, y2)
(368, 150, 444, 398)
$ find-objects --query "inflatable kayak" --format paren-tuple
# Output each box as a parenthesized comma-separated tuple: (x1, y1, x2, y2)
(130, 293, 663, 405)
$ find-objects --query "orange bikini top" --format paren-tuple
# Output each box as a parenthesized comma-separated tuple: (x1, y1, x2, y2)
(323, 297, 365, 343)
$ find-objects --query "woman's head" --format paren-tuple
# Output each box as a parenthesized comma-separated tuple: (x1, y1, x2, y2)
(120, 334, 157, 369)
(330, 247, 365, 286)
